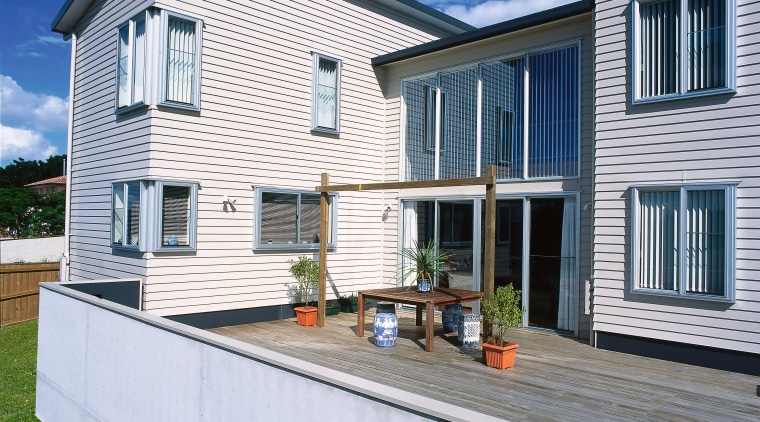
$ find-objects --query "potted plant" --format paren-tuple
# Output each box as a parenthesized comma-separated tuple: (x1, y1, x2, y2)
(325, 299, 341, 316)
(480, 283, 525, 369)
(397, 239, 452, 293)
(287, 255, 319, 326)
(337, 294, 370, 313)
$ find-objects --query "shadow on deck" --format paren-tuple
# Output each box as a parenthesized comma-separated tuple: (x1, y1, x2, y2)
(210, 309, 760, 421)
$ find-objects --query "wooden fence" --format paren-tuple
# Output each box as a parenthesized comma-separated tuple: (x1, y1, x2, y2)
(0, 262, 59, 327)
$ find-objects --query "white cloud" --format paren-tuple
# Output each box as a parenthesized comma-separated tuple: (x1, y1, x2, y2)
(434, 0, 579, 28)
(0, 124, 58, 163)
(0, 75, 67, 164)
(1, 74, 69, 133)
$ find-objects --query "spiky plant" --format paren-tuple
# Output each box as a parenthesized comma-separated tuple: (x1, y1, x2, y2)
(397, 239, 452, 292)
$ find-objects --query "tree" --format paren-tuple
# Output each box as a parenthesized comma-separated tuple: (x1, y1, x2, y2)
(0, 188, 40, 238)
(0, 155, 67, 188)
(21, 191, 66, 238)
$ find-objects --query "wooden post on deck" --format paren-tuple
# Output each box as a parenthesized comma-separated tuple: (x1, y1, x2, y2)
(317, 173, 329, 327)
(483, 165, 496, 300)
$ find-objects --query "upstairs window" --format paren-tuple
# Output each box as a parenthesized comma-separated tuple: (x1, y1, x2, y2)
(311, 53, 341, 134)
(116, 13, 146, 109)
(633, 0, 736, 102)
(632, 184, 736, 302)
(115, 9, 202, 113)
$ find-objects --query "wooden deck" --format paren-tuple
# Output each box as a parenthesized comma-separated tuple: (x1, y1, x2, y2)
(210, 309, 760, 421)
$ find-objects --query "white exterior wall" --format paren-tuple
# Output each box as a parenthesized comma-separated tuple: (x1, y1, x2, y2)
(593, 0, 760, 354)
(0, 237, 64, 264)
(380, 14, 595, 338)
(66, 0, 457, 315)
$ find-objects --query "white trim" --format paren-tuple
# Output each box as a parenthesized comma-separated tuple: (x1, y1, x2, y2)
(63, 33, 77, 282)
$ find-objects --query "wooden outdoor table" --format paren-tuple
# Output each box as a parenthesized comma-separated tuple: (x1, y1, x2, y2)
(357, 287, 482, 352)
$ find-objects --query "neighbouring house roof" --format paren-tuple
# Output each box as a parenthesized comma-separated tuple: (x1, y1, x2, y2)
(372, 0, 594, 67)
(24, 176, 67, 188)
(51, 0, 474, 35)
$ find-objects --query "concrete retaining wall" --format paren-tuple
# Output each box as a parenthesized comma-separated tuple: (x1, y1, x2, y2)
(36, 283, 498, 422)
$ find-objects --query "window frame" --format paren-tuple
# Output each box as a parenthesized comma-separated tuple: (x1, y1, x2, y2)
(632, 0, 737, 104)
(311, 53, 342, 135)
(253, 187, 338, 251)
(153, 181, 198, 252)
(114, 11, 149, 114)
(111, 179, 199, 252)
(159, 10, 203, 111)
(111, 181, 145, 250)
(630, 183, 736, 303)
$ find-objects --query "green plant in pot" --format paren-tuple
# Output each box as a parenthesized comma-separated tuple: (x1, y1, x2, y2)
(397, 239, 452, 293)
(337, 294, 370, 313)
(480, 283, 525, 369)
(287, 255, 319, 326)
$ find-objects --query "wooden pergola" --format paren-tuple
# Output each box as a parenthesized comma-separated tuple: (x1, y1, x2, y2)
(313, 165, 498, 327)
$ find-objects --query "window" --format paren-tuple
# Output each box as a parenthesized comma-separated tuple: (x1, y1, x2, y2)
(633, 0, 736, 102)
(311, 53, 341, 134)
(255, 188, 337, 249)
(116, 13, 147, 110)
(111, 180, 198, 251)
(632, 184, 736, 302)
(115, 9, 202, 113)
(403, 43, 579, 182)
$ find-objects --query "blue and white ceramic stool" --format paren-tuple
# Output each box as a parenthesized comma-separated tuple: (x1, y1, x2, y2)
(458, 313, 481, 347)
(442, 304, 463, 333)
(374, 302, 398, 347)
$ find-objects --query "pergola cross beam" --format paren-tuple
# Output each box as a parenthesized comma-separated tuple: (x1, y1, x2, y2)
(314, 165, 497, 327)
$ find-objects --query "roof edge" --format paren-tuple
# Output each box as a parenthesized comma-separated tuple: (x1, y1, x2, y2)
(372, 0, 593, 67)
(392, 0, 476, 32)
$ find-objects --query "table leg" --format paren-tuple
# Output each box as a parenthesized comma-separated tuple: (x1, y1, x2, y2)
(425, 301, 434, 352)
(416, 305, 423, 326)
(357, 292, 364, 337)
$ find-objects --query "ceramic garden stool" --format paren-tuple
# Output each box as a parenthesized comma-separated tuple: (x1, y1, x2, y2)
(374, 302, 398, 347)
(442, 304, 463, 333)
(458, 313, 481, 347)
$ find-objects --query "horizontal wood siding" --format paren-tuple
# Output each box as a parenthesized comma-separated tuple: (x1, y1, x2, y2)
(68, 0, 153, 283)
(0, 263, 59, 326)
(115, 0, 447, 315)
(380, 14, 595, 338)
(593, 0, 760, 354)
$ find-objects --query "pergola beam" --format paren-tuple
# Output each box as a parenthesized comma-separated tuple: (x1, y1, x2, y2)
(316, 166, 497, 325)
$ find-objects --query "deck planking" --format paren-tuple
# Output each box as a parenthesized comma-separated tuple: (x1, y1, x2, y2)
(210, 309, 760, 421)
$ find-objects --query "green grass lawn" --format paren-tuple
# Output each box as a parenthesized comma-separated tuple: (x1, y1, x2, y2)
(0, 320, 38, 421)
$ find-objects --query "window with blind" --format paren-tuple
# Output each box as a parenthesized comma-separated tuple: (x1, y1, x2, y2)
(115, 9, 202, 114)
(255, 188, 337, 250)
(111, 180, 198, 252)
(632, 185, 736, 302)
(402, 43, 578, 182)
(633, 0, 736, 102)
(311, 53, 341, 134)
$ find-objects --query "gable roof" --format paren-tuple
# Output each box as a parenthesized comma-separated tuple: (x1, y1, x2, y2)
(372, 0, 593, 67)
(51, 0, 473, 35)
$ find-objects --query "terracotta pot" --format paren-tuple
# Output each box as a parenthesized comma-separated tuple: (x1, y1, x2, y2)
(294, 306, 318, 326)
(482, 342, 520, 370)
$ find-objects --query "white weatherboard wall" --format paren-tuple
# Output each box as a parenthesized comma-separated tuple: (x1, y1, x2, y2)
(593, 0, 760, 354)
(66, 0, 461, 316)
(36, 283, 500, 422)
(380, 13, 595, 338)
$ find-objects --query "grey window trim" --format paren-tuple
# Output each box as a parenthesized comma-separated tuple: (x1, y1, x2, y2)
(253, 187, 338, 251)
(114, 10, 149, 114)
(311, 52, 342, 134)
(630, 183, 736, 303)
(158, 10, 203, 111)
(152, 181, 198, 252)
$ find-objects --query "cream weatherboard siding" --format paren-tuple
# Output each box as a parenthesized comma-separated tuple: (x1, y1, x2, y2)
(66, 0, 461, 316)
(593, 0, 760, 354)
(380, 13, 595, 338)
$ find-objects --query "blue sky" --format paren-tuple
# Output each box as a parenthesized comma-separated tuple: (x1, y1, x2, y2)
(0, 0, 574, 167)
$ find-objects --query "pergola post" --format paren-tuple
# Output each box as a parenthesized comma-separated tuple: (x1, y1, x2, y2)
(483, 165, 496, 300)
(317, 173, 329, 327)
